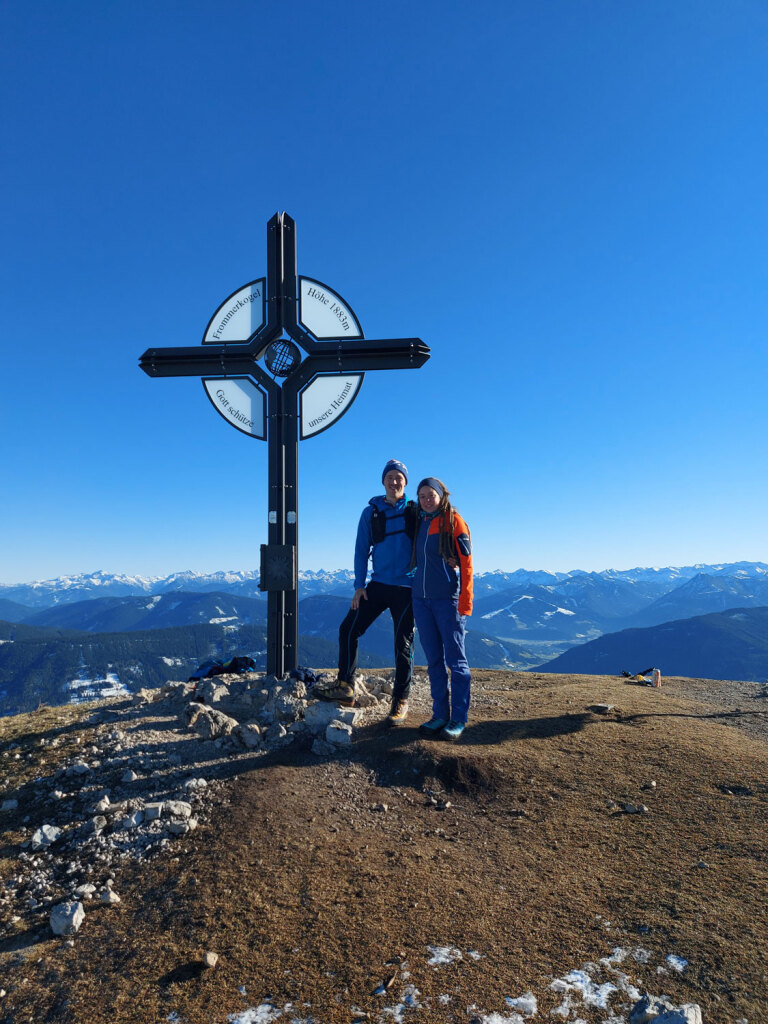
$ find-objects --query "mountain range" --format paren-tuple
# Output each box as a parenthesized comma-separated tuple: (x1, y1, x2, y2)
(2, 561, 768, 713)
(3, 561, 767, 610)
(539, 605, 768, 682)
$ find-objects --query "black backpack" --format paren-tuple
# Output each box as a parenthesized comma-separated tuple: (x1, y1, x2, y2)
(369, 499, 418, 545)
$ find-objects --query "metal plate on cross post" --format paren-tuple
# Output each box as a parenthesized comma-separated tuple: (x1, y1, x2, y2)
(202, 377, 267, 439)
(299, 277, 365, 438)
(299, 374, 364, 438)
(259, 544, 296, 591)
(299, 278, 363, 339)
(203, 279, 266, 343)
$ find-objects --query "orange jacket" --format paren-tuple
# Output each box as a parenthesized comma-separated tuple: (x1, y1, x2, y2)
(412, 510, 473, 615)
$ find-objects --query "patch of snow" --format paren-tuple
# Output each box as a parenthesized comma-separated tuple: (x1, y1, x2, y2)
(505, 992, 537, 1015)
(65, 670, 129, 704)
(482, 609, 520, 622)
(666, 954, 688, 973)
(381, 985, 421, 1022)
(600, 948, 628, 967)
(210, 616, 238, 625)
(550, 969, 617, 1010)
(474, 1013, 524, 1024)
(427, 944, 463, 965)
(229, 1005, 282, 1024)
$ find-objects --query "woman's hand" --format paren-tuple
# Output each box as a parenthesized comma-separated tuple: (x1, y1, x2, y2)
(351, 587, 368, 610)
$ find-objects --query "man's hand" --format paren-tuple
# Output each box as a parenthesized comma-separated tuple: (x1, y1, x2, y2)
(351, 587, 368, 610)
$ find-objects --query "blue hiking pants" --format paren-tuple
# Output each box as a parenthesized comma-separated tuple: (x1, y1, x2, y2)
(412, 596, 471, 723)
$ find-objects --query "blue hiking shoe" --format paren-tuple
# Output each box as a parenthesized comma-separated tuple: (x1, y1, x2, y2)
(419, 716, 449, 735)
(441, 720, 466, 742)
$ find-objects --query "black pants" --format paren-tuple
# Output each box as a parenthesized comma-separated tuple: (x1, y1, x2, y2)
(338, 581, 414, 700)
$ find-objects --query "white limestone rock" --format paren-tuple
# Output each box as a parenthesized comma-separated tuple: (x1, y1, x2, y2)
(191, 707, 239, 740)
(234, 722, 263, 749)
(304, 702, 361, 735)
(197, 679, 230, 704)
(132, 688, 157, 705)
(326, 721, 353, 746)
(164, 800, 193, 820)
(32, 824, 62, 850)
(50, 900, 85, 936)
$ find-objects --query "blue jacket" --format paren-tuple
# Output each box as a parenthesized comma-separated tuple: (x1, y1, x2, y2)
(411, 510, 473, 614)
(354, 495, 414, 589)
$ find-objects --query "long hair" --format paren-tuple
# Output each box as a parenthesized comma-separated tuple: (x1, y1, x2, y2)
(409, 478, 456, 569)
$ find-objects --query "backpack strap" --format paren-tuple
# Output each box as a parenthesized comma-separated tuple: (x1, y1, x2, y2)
(369, 499, 414, 545)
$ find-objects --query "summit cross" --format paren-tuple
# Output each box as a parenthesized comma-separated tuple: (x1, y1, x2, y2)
(139, 212, 430, 676)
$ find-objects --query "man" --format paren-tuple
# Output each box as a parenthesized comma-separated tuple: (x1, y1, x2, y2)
(317, 459, 415, 723)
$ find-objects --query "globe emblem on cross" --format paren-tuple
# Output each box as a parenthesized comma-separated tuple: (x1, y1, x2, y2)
(265, 338, 301, 378)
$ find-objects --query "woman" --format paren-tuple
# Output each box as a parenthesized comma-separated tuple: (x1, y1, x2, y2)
(410, 477, 473, 741)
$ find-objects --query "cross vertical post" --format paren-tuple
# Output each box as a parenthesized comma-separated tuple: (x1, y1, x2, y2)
(264, 214, 298, 677)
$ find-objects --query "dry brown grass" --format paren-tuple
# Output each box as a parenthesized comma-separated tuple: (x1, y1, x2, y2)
(1, 672, 767, 1023)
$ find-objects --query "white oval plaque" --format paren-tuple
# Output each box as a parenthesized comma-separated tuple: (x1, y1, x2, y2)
(203, 377, 267, 439)
(203, 279, 265, 343)
(300, 374, 364, 439)
(299, 277, 363, 339)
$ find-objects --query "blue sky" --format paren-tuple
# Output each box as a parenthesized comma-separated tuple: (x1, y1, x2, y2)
(2, 0, 766, 584)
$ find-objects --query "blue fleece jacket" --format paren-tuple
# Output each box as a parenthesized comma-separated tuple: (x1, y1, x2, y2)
(353, 495, 414, 589)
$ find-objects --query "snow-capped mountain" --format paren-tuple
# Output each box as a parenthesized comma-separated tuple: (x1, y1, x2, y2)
(19, 592, 269, 633)
(620, 572, 768, 630)
(0, 569, 355, 609)
(538, 605, 768, 682)
(3, 560, 768, 646)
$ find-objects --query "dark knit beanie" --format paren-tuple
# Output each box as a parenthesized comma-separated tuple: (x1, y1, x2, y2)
(417, 477, 444, 498)
(382, 459, 408, 483)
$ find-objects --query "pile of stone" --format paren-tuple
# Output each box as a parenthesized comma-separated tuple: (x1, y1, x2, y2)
(163, 669, 398, 756)
(1, 669, 403, 939)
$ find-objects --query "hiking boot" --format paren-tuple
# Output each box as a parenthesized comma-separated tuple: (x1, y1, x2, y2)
(314, 681, 356, 706)
(387, 699, 409, 725)
(418, 716, 449, 735)
(441, 720, 466, 742)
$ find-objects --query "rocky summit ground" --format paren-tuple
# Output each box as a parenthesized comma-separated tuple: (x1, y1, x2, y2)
(1, 669, 767, 1024)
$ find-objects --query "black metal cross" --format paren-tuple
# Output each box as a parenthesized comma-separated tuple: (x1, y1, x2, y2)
(139, 212, 430, 677)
